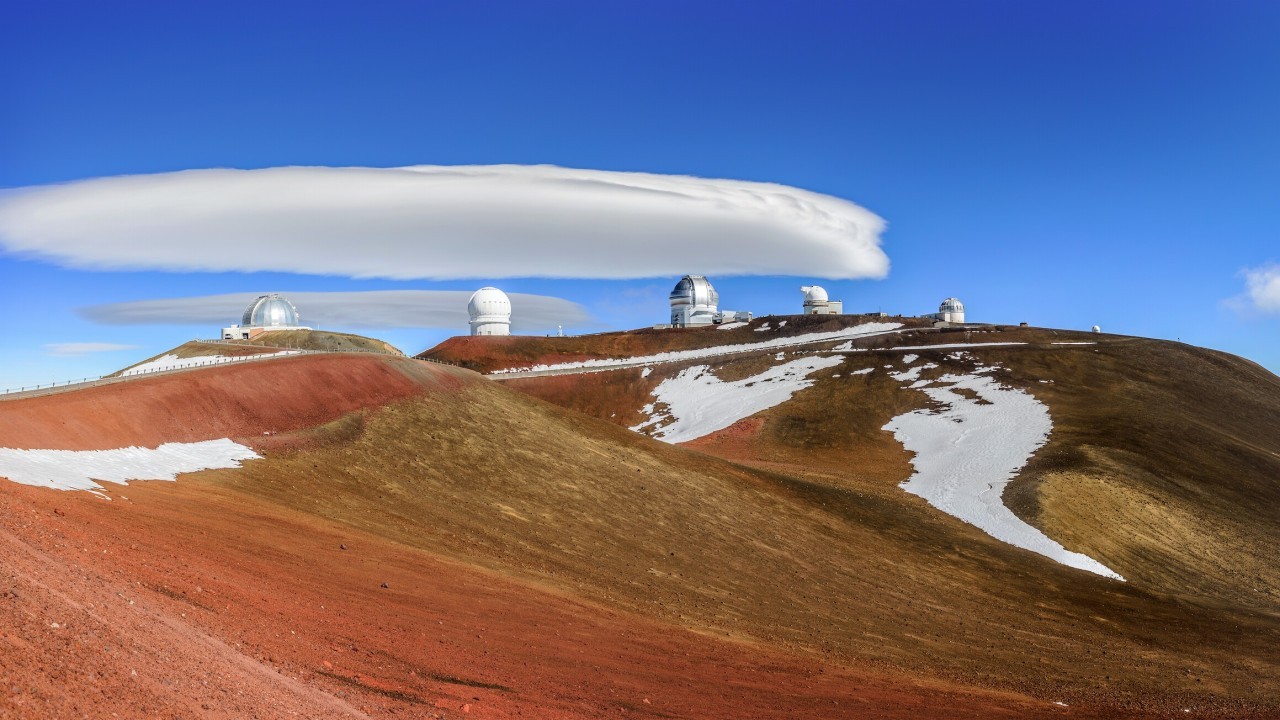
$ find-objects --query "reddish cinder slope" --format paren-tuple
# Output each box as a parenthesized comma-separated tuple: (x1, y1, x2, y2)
(0, 353, 459, 451)
(0, 352, 1074, 719)
(0, 480, 1063, 720)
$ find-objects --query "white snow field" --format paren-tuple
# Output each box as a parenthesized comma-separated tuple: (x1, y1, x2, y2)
(632, 355, 844, 444)
(122, 350, 299, 376)
(0, 439, 260, 494)
(837, 342, 1026, 354)
(883, 371, 1123, 580)
(492, 322, 903, 375)
(716, 322, 748, 331)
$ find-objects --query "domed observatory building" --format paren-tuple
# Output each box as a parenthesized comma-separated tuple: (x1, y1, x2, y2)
(938, 297, 965, 323)
(667, 275, 753, 327)
(468, 287, 512, 336)
(923, 297, 966, 325)
(221, 293, 310, 340)
(670, 275, 719, 327)
(801, 285, 843, 315)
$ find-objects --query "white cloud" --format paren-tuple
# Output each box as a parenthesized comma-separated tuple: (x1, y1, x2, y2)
(79, 290, 590, 333)
(43, 342, 140, 356)
(0, 165, 888, 281)
(1243, 264, 1280, 313)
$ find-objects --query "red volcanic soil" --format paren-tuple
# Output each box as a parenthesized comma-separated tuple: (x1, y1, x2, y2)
(0, 354, 462, 451)
(0, 480, 1074, 719)
(0, 353, 1096, 719)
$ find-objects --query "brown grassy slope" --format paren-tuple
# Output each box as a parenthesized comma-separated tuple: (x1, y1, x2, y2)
(418, 314, 933, 372)
(239, 328, 402, 354)
(205, 366, 1280, 715)
(113, 330, 401, 376)
(110, 340, 282, 377)
(1, 459, 1087, 720)
(506, 329, 1280, 616)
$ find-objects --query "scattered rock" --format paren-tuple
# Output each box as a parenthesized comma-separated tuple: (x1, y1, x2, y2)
(380, 582, 389, 589)
(339, 544, 347, 550)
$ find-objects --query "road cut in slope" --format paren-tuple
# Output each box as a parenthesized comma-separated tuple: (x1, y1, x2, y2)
(632, 355, 844, 443)
(0, 439, 259, 493)
(492, 322, 903, 375)
(883, 370, 1123, 580)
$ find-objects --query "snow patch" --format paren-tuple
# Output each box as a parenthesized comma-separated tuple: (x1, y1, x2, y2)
(493, 323, 902, 375)
(0, 439, 260, 494)
(890, 363, 937, 383)
(632, 355, 844, 444)
(123, 351, 299, 376)
(835, 342, 1026, 355)
(850, 367, 874, 376)
(902, 354, 919, 364)
(641, 367, 652, 378)
(716, 322, 748, 331)
(777, 321, 787, 327)
(754, 323, 772, 332)
(882, 372, 1123, 580)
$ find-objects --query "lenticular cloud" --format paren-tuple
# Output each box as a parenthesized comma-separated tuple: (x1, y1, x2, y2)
(80, 290, 590, 332)
(0, 165, 888, 280)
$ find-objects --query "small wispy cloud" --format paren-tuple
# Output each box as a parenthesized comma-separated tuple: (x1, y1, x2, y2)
(43, 342, 140, 357)
(1242, 264, 1280, 314)
(79, 290, 590, 333)
(0, 165, 889, 281)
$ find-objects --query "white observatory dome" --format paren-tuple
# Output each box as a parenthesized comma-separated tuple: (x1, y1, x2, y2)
(468, 287, 512, 336)
(938, 297, 965, 324)
(242, 294, 300, 328)
(1092, 325, 1102, 333)
(669, 275, 719, 326)
(801, 285, 829, 303)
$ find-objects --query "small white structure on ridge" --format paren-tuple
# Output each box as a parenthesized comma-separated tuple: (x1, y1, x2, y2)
(668, 275, 751, 327)
(923, 297, 965, 324)
(1092, 325, 1102, 333)
(801, 285, 843, 315)
(468, 287, 512, 336)
(222, 293, 310, 340)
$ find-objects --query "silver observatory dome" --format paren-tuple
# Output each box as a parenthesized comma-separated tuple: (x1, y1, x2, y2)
(242, 293, 300, 328)
(669, 275, 719, 310)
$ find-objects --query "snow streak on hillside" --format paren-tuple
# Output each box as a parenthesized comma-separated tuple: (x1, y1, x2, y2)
(122, 350, 299, 376)
(632, 355, 844, 443)
(0, 439, 260, 494)
(883, 369, 1123, 580)
(492, 322, 902, 375)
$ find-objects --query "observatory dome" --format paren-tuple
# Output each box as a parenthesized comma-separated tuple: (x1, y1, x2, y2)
(802, 285, 829, 304)
(669, 275, 719, 326)
(937, 297, 965, 324)
(468, 287, 512, 336)
(242, 294, 301, 328)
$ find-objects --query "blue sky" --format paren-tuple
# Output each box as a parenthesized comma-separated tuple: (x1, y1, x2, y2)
(2, 0, 1278, 388)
